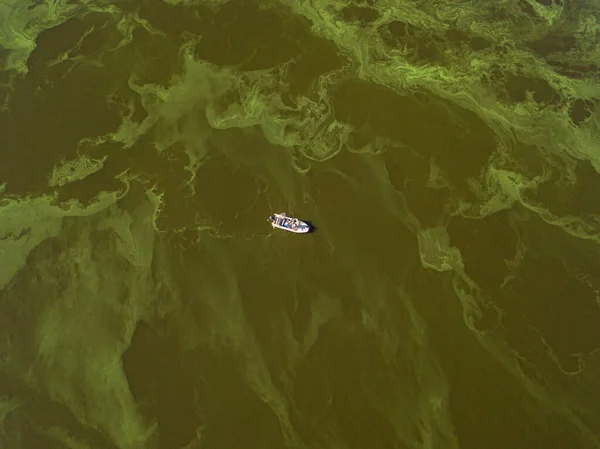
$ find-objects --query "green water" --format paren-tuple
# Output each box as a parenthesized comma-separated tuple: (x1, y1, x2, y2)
(1, 1, 600, 448)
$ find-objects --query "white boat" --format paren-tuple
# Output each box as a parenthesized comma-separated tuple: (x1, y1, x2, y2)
(269, 213, 311, 234)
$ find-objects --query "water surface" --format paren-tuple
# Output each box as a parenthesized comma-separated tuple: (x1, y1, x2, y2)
(1, 1, 600, 448)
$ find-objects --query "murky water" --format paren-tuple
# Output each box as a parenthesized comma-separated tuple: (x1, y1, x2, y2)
(1, 1, 600, 448)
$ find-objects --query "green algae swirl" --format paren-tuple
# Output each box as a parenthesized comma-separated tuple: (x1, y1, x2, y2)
(1, 0, 599, 448)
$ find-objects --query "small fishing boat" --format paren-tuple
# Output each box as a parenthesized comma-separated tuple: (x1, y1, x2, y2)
(269, 213, 311, 234)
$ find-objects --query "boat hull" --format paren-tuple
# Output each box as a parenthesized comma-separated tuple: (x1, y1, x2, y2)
(269, 213, 311, 233)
